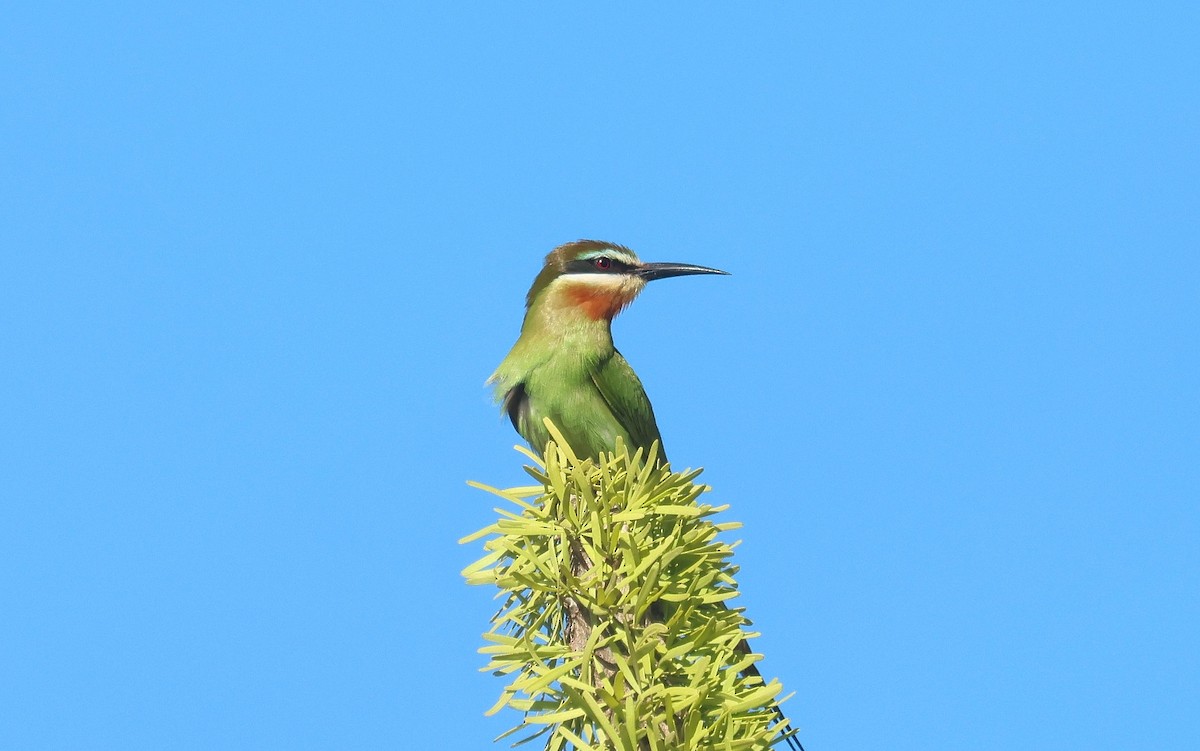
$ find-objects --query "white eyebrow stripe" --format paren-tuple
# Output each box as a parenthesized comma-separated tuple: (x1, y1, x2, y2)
(578, 249, 638, 265)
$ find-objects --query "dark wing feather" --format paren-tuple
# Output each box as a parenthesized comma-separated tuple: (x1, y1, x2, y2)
(588, 349, 667, 464)
(501, 382, 530, 435)
(500, 380, 554, 454)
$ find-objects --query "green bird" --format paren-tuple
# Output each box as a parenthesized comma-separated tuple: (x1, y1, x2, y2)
(489, 239, 728, 465)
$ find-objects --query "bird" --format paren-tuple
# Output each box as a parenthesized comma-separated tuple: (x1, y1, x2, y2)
(488, 239, 727, 465)
(489, 240, 804, 751)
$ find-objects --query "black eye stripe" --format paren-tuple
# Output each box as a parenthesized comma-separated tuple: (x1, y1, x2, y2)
(565, 257, 630, 274)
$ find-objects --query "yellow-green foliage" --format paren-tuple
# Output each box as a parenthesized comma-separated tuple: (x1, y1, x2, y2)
(462, 420, 792, 750)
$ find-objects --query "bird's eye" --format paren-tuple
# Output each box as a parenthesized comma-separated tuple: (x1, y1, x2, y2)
(594, 257, 612, 270)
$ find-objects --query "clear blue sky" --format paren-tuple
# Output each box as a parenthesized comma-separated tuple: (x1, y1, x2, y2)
(2, 3, 1197, 749)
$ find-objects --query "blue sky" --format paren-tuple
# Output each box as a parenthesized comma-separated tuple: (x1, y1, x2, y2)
(2, 3, 1197, 749)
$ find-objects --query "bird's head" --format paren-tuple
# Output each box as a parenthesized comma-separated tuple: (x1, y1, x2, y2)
(524, 240, 729, 322)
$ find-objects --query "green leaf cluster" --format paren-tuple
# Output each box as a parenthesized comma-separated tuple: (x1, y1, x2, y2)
(462, 420, 793, 751)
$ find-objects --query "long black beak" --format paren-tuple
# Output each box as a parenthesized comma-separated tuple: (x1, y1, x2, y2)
(636, 262, 730, 281)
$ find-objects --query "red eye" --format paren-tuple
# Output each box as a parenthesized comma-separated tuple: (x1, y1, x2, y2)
(594, 257, 612, 270)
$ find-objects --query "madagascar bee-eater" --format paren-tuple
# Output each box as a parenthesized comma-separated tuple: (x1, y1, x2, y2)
(489, 239, 728, 464)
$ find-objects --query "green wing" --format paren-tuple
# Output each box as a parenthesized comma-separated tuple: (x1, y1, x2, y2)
(588, 349, 667, 464)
